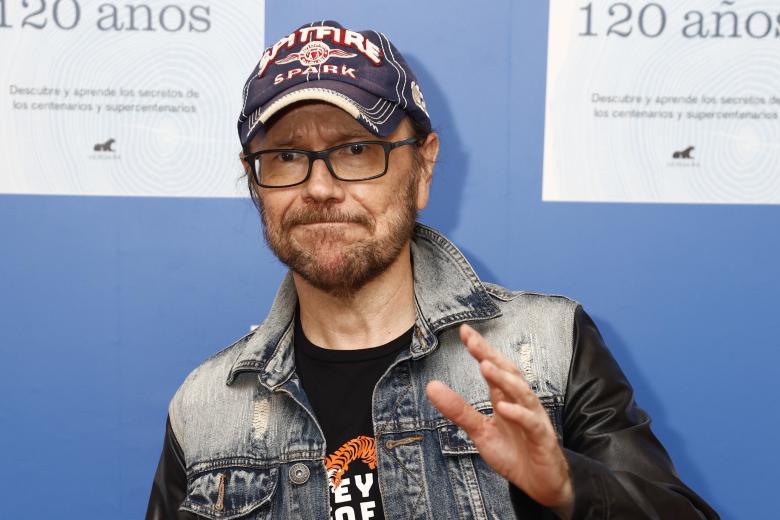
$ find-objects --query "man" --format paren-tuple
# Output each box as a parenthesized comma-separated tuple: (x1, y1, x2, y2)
(147, 21, 718, 519)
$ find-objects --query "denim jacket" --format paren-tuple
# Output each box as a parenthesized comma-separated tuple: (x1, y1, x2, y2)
(147, 224, 718, 519)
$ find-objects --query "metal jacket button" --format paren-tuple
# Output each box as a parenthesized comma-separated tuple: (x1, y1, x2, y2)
(289, 463, 310, 485)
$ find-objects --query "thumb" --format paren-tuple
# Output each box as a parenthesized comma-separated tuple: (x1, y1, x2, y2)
(426, 380, 486, 436)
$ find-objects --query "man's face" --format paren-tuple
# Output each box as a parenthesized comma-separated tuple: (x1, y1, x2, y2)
(245, 102, 435, 297)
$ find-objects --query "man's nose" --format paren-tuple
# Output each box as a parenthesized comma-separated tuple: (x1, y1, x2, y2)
(301, 157, 344, 202)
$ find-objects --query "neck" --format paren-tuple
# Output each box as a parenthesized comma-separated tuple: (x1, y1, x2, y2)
(293, 242, 416, 350)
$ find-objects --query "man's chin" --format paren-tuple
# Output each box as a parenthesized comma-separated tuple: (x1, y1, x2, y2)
(289, 247, 387, 297)
(303, 253, 350, 274)
(293, 263, 364, 298)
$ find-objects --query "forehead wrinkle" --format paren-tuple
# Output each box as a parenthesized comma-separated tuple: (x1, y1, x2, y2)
(290, 121, 371, 143)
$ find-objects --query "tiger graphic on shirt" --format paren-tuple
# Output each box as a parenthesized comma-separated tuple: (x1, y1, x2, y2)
(325, 435, 377, 490)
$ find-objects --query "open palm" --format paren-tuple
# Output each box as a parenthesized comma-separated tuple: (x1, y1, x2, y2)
(426, 324, 573, 517)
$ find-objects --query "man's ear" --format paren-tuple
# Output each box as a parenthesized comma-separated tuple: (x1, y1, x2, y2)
(420, 131, 440, 171)
(416, 132, 440, 211)
(239, 150, 251, 176)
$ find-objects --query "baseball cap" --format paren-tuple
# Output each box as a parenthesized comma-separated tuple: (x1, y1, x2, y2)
(237, 20, 432, 149)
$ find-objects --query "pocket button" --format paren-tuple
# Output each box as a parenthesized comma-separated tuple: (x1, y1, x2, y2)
(289, 463, 310, 485)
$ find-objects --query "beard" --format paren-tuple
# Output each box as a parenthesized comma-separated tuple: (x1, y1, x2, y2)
(259, 172, 419, 298)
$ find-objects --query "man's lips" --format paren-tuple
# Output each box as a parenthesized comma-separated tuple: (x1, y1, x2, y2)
(299, 221, 355, 226)
(291, 220, 363, 229)
(282, 209, 374, 232)
(290, 222, 364, 236)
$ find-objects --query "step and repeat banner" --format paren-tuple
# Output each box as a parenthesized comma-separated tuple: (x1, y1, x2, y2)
(3, 1, 774, 517)
(0, 0, 262, 197)
(544, 0, 780, 203)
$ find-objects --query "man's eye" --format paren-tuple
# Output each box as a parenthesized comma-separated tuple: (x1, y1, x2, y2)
(348, 144, 366, 155)
(278, 152, 296, 162)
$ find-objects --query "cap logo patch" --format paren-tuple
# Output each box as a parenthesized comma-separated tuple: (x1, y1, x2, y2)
(257, 25, 383, 78)
(276, 41, 356, 68)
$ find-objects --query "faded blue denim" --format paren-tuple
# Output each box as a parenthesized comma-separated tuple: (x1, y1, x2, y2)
(169, 223, 577, 519)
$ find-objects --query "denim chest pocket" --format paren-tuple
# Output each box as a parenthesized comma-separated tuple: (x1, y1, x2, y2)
(438, 420, 480, 455)
(436, 413, 515, 519)
(435, 398, 564, 519)
(438, 394, 564, 450)
(180, 466, 278, 519)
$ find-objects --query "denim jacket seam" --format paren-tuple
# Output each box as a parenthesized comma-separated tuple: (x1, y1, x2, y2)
(386, 380, 415, 433)
(379, 440, 424, 487)
(186, 452, 325, 476)
(377, 408, 492, 434)
(186, 458, 279, 476)
(482, 282, 519, 302)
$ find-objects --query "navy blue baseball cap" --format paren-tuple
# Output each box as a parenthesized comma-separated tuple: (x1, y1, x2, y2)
(237, 20, 432, 149)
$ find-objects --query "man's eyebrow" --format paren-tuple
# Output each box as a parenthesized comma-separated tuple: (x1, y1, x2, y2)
(334, 129, 375, 141)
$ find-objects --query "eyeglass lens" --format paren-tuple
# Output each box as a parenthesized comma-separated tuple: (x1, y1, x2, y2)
(254, 142, 387, 187)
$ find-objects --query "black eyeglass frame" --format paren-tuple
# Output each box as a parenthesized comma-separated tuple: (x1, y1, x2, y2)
(243, 137, 420, 188)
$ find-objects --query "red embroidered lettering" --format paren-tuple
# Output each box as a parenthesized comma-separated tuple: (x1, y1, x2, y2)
(258, 25, 382, 77)
(258, 31, 297, 77)
(364, 39, 382, 64)
(298, 27, 317, 43)
(315, 27, 336, 40)
(342, 30, 365, 54)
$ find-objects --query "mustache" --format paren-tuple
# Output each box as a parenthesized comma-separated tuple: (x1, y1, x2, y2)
(282, 206, 375, 230)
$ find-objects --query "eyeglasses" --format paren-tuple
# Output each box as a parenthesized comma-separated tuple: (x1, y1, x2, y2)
(243, 137, 419, 188)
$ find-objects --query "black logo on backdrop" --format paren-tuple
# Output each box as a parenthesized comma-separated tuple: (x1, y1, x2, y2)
(94, 138, 116, 152)
(672, 146, 695, 159)
(668, 145, 699, 168)
(89, 138, 120, 160)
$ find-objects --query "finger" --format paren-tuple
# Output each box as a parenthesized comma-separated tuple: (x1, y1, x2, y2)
(481, 360, 541, 411)
(488, 384, 507, 406)
(495, 401, 554, 445)
(460, 324, 524, 377)
(488, 385, 514, 425)
(426, 380, 487, 437)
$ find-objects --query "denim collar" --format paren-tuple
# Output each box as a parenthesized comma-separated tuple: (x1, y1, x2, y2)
(226, 223, 501, 387)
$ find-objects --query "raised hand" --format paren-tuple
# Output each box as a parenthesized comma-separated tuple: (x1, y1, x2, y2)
(425, 324, 574, 518)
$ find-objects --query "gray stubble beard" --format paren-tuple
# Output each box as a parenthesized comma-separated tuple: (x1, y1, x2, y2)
(259, 171, 419, 299)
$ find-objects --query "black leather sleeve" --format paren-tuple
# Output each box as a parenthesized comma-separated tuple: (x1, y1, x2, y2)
(145, 417, 198, 520)
(512, 306, 718, 519)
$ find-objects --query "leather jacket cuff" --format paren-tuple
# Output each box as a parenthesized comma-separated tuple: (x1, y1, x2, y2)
(507, 449, 608, 520)
(508, 483, 558, 519)
(564, 448, 609, 519)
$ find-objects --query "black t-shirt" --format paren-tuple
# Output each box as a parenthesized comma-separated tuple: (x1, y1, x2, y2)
(294, 312, 412, 520)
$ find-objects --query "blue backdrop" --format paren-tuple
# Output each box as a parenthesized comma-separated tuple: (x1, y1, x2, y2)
(1, 1, 773, 518)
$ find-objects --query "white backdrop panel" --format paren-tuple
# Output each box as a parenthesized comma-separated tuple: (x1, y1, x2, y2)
(544, 0, 780, 204)
(0, 0, 263, 197)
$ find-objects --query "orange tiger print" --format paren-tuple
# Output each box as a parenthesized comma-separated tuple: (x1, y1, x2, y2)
(324, 435, 377, 489)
